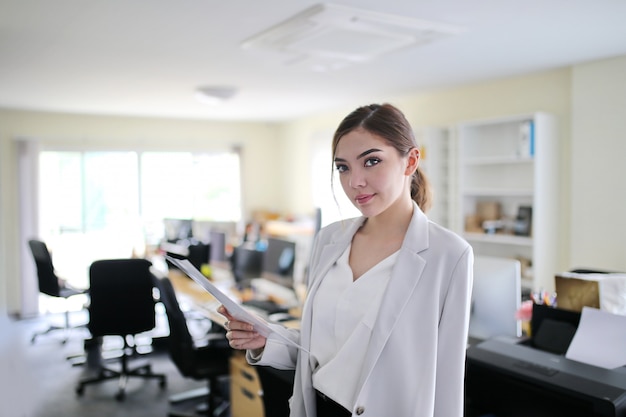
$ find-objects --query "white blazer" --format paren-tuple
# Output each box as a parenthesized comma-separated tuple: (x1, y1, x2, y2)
(248, 202, 474, 417)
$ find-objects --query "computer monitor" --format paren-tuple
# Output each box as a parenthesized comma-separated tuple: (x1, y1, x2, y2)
(163, 218, 193, 242)
(231, 244, 263, 287)
(468, 255, 522, 343)
(262, 237, 296, 288)
(209, 230, 227, 263)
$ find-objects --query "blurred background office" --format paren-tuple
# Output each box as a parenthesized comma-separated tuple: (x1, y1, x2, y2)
(2, 1, 626, 321)
(1, 2, 626, 415)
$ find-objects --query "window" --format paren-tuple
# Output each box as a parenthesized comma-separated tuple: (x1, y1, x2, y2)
(140, 152, 241, 223)
(39, 150, 241, 287)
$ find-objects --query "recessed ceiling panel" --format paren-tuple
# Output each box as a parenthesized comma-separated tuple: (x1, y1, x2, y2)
(241, 3, 463, 69)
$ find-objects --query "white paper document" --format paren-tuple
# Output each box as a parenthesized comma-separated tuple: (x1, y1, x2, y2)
(565, 306, 626, 369)
(166, 256, 306, 352)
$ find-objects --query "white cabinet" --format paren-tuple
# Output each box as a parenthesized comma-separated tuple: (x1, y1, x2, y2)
(454, 113, 559, 291)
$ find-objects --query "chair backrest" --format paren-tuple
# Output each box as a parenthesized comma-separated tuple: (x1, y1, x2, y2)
(155, 276, 197, 376)
(88, 258, 157, 337)
(27, 239, 61, 297)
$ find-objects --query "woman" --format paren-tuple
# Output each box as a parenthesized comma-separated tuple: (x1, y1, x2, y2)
(219, 103, 473, 417)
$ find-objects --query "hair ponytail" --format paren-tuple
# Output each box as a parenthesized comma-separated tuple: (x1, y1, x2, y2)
(411, 167, 432, 213)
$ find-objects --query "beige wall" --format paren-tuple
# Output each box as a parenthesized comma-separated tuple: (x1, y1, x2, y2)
(570, 55, 626, 271)
(3, 55, 626, 316)
(281, 58, 626, 275)
(0, 110, 283, 315)
(282, 68, 572, 272)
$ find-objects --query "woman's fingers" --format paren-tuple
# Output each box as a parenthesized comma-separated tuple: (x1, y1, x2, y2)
(225, 322, 265, 350)
(226, 329, 266, 350)
(218, 304, 267, 350)
(217, 305, 233, 319)
(227, 320, 254, 331)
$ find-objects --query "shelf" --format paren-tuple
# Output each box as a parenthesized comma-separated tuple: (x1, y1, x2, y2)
(462, 189, 534, 197)
(463, 156, 534, 166)
(453, 112, 558, 292)
(463, 232, 533, 246)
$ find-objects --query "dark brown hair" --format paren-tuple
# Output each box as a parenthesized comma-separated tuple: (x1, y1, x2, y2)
(331, 103, 432, 212)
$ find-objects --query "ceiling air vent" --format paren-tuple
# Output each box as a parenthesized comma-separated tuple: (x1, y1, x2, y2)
(241, 3, 462, 71)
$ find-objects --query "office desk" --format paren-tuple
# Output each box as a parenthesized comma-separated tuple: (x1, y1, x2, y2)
(167, 267, 296, 417)
(168, 268, 228, 325)
(167, 267, 301, 328)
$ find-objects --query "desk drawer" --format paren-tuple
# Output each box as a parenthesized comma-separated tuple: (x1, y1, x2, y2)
(230, 353, 261, 391)
(231, 381, 264, 417)
(230, 353, 264, 417)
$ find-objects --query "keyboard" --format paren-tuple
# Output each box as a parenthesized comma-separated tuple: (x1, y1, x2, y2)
(242, 299, 288, 315)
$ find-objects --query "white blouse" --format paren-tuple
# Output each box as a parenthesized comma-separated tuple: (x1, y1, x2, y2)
(310, 244, 398, 410)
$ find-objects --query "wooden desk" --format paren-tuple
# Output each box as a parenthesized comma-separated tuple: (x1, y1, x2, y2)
(168, 268, 228, 325)
(168, 266, 301, 328)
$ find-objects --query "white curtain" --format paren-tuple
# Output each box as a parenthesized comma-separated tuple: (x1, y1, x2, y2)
(17, 138, 40, 318)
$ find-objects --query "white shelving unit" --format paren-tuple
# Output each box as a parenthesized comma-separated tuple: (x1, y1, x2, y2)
(415, 127, 452, 229)
(454, 113, 559, 291)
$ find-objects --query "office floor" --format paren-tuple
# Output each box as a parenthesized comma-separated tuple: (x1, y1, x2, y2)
(0, 308, 220, 417)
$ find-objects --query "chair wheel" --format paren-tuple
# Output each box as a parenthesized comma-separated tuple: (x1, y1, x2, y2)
(115, 391, 125, 401)
(159, 378, 167, 389)
(76, 386, 84, 396)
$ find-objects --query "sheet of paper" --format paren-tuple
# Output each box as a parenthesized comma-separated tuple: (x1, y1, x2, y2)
(165, 256, 306, 352)
(565, 306, 626, 369)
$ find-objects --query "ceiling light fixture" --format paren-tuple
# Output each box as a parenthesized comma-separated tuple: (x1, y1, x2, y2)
(241, 3, 463, 72)
(194, 86, 238, 105)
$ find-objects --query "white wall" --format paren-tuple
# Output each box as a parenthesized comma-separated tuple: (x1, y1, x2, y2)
(570, 55, 626, 271)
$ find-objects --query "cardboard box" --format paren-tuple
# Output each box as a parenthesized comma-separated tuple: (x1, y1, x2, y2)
(555, 273, 600, 312)
(464, 214, 482, 233)
(556, 271, 626, 315)
(476, 201, 501, 221)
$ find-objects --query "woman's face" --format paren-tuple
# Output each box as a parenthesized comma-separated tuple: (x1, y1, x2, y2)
(334, 128, 417, 218)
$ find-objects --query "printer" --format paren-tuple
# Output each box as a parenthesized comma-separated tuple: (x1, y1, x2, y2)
(465, 305, 626, 417)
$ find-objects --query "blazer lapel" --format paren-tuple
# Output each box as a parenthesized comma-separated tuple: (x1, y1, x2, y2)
(300, 217, 363, 349)
(358, 203, 430, 386)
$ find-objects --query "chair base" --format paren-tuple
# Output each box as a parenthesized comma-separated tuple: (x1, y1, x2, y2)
(31, 323, 89, 344)
(75, 338, 167, 401)
(67, 335, 157, 367)
(168, 377, 229, 417)
(169, 386, 209, 404)
(31, 307, 88, 345)
(31, 324, 69, 344)
(168, 397, 229, 417)
(76, 359, 167, 401)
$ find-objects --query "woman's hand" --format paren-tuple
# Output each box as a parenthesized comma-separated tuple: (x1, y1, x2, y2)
(217, 305, 267, 351)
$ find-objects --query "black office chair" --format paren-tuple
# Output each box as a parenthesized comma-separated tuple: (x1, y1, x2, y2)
(27, 239, 88, 344)
(157, 276, 231, 417)
(75, 258, 167, 401)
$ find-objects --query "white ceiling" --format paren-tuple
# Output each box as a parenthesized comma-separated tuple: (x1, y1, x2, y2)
(1, 0, 626, 122)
